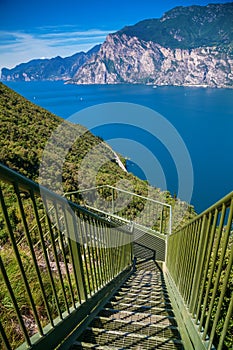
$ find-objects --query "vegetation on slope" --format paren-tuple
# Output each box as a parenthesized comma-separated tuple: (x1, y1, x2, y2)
(0, 83, 231, 349)
(0, 82, 194, 348)
(119, 3, 233, 50)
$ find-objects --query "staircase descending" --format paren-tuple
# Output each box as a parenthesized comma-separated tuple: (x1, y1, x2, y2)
(1, 163, 232, 350)
(71, 260, 183, 350)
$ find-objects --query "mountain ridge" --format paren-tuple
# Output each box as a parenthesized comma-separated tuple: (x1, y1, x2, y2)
(118, 3, 233, 49)
(71, 2, 233, 87)
(1, 45, 100, 82)
(2, 2, 233, 87)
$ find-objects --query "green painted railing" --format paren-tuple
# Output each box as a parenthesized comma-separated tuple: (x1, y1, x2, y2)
(166, 191, 233, 350)
(0, 163, 133, 349)
(65, 185, 172, 235)
(1, 161, 232, 350)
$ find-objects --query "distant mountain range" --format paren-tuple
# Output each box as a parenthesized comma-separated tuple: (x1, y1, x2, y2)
(2, 2, 233, 88)
(1, 45, 100, 82)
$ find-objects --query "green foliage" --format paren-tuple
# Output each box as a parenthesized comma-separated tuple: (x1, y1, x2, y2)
(0, 82, 197, 347)
(119, 3, 233, 50)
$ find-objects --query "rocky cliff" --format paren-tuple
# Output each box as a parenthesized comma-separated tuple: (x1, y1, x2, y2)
(72, 3, 233, 88)
(73, 33, 233, 87)
(2, 3, 233, 87)
(1, 45, 100, 82)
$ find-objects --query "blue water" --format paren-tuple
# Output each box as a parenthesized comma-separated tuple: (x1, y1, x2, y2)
(4, 81, 233, 213)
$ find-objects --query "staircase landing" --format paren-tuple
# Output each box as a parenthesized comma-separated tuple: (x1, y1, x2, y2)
(70, 260, 184, 349)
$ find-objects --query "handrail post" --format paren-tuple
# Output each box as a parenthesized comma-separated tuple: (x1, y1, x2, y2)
(64, 207, 88, 302)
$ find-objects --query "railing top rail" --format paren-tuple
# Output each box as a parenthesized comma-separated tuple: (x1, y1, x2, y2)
(81, 203, 167, 240)
(0, 163, 124, 228)
(65, 185, 172, 209)
(171, 190, 233, 236)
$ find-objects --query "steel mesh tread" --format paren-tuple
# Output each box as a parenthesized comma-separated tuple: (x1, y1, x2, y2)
(75, 328, 183, 350)
(104, 303, 174, 317)
(111, 295, 172, 308)
(90, 317, 181, 339)
(71, 260, 183, 350)
(99, 309, 178, 327)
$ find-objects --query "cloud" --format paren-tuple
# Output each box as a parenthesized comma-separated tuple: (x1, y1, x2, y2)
(0, 26, 116, 70)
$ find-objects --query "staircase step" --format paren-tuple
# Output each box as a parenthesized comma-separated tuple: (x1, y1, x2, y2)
(104, 302, 174, 317)
(99, 308, 178, 326)
(70, 260, 183, 349)
(75, 327, 183, 350)
(111, 295, 172, 308)
(71, 342, 118, 349)
(116, 290, 170, 300)
(90, 316, 181, 339)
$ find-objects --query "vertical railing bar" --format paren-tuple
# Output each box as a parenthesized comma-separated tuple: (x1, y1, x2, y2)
(182, 221, 194, 300)
(170, 232, 179, 283)
(76, 218, 90, 295)
(182, 222, 198, 303)
(179, 224, 191, 295)
(198, 208, 220, 330)
(103, 222, 111, 281)
(113, 228, 119, 277)
(53, 202, 76, 309)
(30, 191, 61, 322)
(203, 198, 233, 340)
(174, 230, 182, 287)
(89, 216, 100, 291)
(0, 319, 12, 350)
(94, 220, 105, 287)
(0, 185, 43, 336)
(208, 242, 233, 349)
(80, 217, 92, 295)
(190, 214, 209, 315)
(71, 210, 88, 301)
(107, 223, 114, 280)
(15, 185, 54, 329)
(0, 256, 31, 347)
(217, 291, 233, 350)
(186, 219, 202, 304)
(86, 216, 97, 292)
(96, 220, 106, 287)
(63, 208, 82, 303)
(103, 222, 111, 282)
(44, 199, 70, 315)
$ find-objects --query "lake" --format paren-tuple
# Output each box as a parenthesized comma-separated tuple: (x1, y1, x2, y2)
(4, 81, 233, 213)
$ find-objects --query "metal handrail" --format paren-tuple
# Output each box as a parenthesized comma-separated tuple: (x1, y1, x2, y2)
(0, 163, 133, 349)
(65, 185, 172, 235)
(166, 191, 233, 350)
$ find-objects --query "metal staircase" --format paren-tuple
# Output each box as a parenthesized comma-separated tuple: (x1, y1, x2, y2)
(0, 163, 232, 350)
(71, 260, 183, 350)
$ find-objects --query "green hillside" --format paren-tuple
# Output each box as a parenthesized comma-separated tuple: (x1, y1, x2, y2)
(119, 3, 233, 50)
(0, 82, 133, 191)
(0, 82, 195, 226)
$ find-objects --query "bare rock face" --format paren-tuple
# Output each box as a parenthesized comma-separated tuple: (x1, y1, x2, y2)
(73, 33, 233, 88)
(2, 3, 233, 88)
(72, 3, 233, 88)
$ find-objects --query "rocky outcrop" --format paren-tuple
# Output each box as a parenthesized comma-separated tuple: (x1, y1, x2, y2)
(2, 3, 233, 88)
(72, 3, 233, 88)
(72, 33, 233, 87)
(1, 45, 100, 82)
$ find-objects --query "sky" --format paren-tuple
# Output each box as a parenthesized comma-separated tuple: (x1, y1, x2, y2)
(0, 0, 232, 70)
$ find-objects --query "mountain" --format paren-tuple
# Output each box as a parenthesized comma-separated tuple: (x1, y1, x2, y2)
(1, 45, 100, 82)
(118, 3, 233, 49)
(2, 3, 232, 87)
(72, 3, 233, 87)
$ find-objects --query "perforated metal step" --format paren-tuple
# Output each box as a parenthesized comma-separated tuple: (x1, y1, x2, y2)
(70, 260, 184, 350)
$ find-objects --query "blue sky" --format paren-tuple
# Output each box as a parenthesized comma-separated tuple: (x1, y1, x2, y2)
(0, 0, 232, 70)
